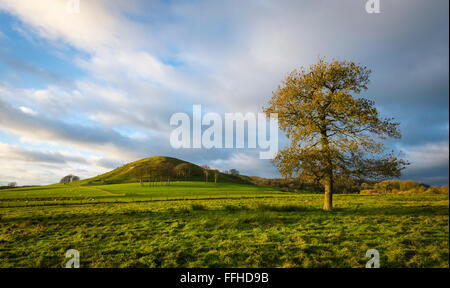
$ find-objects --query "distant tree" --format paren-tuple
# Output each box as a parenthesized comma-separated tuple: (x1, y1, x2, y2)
(264, 57, 408, 210)
(229, 169, 239, 176)
(213, 170, 220, 184)
(8, 182, 17, 188)
(158, 162, 175, 185)
(59, 175, 80, 184)
(132, 166, 146, 186)
(200, 165, 212, 183)
(361, 182, 373, 190)
(174, 165, 184, 179)
(146, 165, 156, 186)
(203, 168, 209, 183)
(174, 163, 192, 181)
(60, 175, 71, 184)
(146, 165, 165, 186)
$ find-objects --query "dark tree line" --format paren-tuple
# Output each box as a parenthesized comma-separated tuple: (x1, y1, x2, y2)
(133, 162, 203, 186)
(132, 162, 238, 186)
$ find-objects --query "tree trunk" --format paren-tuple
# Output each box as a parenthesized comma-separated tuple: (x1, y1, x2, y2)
(323, 174, 333, 211)
(321, 129, 333, 211)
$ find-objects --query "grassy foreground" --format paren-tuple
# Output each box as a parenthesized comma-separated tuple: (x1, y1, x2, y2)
(0, 182, 448, 268)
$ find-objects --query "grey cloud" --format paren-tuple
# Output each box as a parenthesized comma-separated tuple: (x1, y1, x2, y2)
(0, 98, 254, 172)
(0, 98, 147, 160)
(0, 144, 87, 164)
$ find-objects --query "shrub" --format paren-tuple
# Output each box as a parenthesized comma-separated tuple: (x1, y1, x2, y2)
(424, 186, 449, 195)
(190, 204, 206, 211)
(367, 180, 447, 195)
(224, 205, 240, 212)
(360, 189, 376, 195)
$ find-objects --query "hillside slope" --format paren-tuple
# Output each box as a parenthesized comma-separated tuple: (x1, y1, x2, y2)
(80, 156, 252, 185)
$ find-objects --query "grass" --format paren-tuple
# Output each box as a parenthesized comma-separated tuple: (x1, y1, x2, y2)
(0, 182, 448, 268)
(0, 182, 287, 207)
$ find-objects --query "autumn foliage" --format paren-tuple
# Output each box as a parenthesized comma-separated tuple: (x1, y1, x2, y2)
(264, 58, 408, 210)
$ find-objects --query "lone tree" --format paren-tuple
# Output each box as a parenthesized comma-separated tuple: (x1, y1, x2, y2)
(60, 175, 80, 184)
(201, 165, 210, 183)
(229, 169, 239, 176)
(264, 58, 408, 211)
(213, 170, 220, 184)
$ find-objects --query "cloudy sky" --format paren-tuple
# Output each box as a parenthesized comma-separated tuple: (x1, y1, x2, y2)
(0, 0, 448, 186)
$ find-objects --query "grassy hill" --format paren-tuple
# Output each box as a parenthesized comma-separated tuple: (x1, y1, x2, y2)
(80, 156, 252, 185)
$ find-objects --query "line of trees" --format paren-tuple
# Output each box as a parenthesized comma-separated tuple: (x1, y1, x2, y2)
(133, 162, 211, 186)
(133, 164, 175, 186)
(223, 169, 239, 176)
(132, 162, 240, 186)
(200, 165, 221, 184)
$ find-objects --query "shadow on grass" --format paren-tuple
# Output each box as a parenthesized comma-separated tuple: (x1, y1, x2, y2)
(347, 205, 449, 216)
(256, 203, 307, 212)
(3, 203, 448, 226)
(218, 204, 448, 217)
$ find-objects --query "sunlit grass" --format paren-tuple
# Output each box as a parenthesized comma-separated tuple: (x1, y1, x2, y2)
(0, 183, 448, 268)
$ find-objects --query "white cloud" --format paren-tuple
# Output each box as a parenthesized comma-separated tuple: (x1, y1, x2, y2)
(0, 0, 125, 52)
(403, 141, 449, 172)
(0, 142, 115, 185)
(0, 98, 146, 161)
(18, 106, 37, 115)
(210, 152, 279, 178)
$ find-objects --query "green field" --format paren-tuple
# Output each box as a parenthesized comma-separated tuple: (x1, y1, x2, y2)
(0, 182, 286, 207)
(0, 182, 448, 268)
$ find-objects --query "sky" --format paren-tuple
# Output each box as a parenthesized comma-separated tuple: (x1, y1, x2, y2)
(0, 0, 448, 186)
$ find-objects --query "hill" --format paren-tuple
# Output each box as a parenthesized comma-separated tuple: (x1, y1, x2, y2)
(80, 156, 252, 185)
